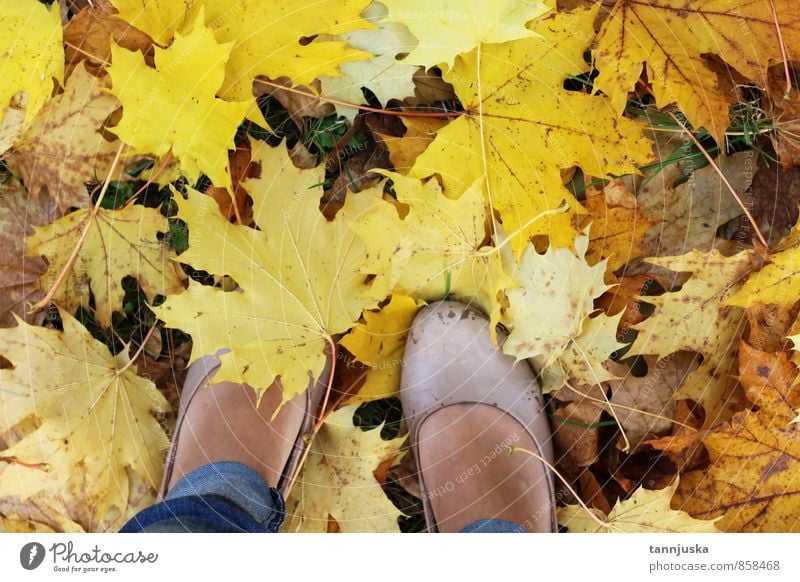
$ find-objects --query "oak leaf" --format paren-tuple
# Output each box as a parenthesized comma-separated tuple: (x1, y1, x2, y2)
(340, 295, 424, 402)
(559, 479, 720, 532)
(409, 6, 653, 255)
(107, 10, 250, 190)
(282, 405, 405, 533)
(0, 310, 170, 530)
(26, 204, 185, 327)
(594, 0, 800, 143)
(383, 0, 550, 69)
(154, 141, 384, 405)
(631, 250, 752, 427)
(7, 65, 127, 211)
(0, 0, 64, 154)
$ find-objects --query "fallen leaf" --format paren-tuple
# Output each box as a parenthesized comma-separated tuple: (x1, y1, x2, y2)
(631, 250, 752, 427)
(320, 2, 420, 119)
(727, 221, 800, 308)
(552, 400, 604, 471)
(409, 6, 654, 255)
(7, 65, 126, 211)
(638, 152, 754, 258)
(376, 116, 450, 174)
(675, 409, 800, 531)
(0, 310, 170, 530)
(64, 0, 153, 68)
(111, 0, 375, 101)
(502, 232, 611, 366)
(559, 479, 720, 532)
(351, 173, 513, 340)
(154, 141, 384, 405)
(107, 10, 250, 190)
(0, 180, 55, 327)
(282, 405, 405, 532)
(594, 0, 800, 142)
(606, 353, 697, 452)
(339, 295, 424, 402)
(27, 203, 184, 327)
(577, 184, 656, 271)
(383, 0, 550, 69)
(738, 341, 800, 421)
(0, 0, 64, 154)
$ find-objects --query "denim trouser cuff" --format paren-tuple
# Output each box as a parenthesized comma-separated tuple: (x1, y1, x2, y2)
(121, 462, 284, 533)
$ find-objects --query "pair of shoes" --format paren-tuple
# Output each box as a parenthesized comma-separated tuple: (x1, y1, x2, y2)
(161, 302, 556, 532)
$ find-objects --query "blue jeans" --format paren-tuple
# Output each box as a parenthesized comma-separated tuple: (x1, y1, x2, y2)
(120, 462, 524, 533)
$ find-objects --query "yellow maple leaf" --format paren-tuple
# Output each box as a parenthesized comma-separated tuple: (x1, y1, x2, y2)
(382, 0, 550, 69)
(594, 0, 800, 143)
(340, 294, 424, 402)
(320, 2, 420, 119)
(409, 6, 653, 256)
(557, 312, 625, 387)
(727, 223, 800, 308)
(631, 250, 752, 427)
(0, 0, 64, 154)
(0, 310, 170, 530)
(350, 172, 513, 341)
(282, 405, 405, 533)
(559, 480, 720, 533)
(675, 408, 800, 531)
(26, 204, 185, 328)
(502, 232, 612, 366)
(7, 65, 129, 211)
(107, 9, 250, 190)
(577, 185, 655, 271)
(112, 0, 374, 102)
(110, 0, 194, 46)
(154, 141, 384, 405)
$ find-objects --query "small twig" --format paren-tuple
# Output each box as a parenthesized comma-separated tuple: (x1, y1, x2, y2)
(29, 143, 126, 315)
(116, 324, 159, 376)
(666, 111, 769, 249)
(768, 0, 792, 100)
(64, 41, 110, 66)
(508, 445, 611, 530)
(253, 78, 462, 119)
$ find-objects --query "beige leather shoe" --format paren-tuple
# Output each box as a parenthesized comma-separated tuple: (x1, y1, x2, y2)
(401, 301, 556, 532)
(160, 352, 331, 498)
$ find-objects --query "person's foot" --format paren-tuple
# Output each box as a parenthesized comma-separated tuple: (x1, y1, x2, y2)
(161, 354, 329, 496)
(400, 301, 556, 532)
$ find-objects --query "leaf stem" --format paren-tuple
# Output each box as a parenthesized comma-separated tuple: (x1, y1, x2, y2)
(252, 78, 462, 119)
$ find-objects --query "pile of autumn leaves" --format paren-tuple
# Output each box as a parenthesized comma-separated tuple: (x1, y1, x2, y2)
(0, 0, 799, 533)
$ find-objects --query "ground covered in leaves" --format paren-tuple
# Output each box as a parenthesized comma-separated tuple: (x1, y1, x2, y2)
(1, 0, 800, 533)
